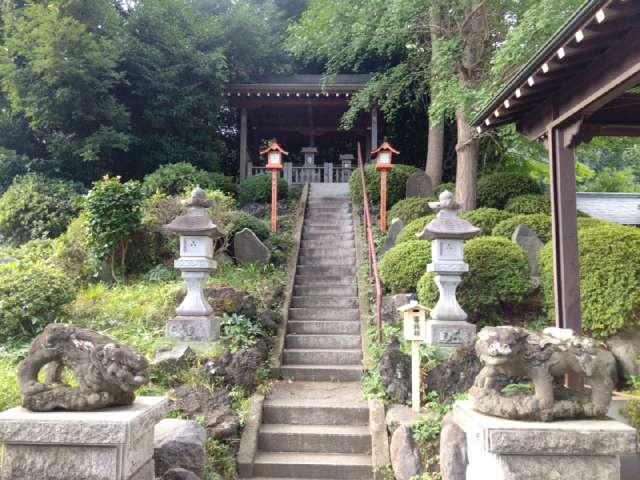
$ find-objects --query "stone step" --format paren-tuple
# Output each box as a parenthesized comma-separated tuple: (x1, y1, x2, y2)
(279, 364, 364, 382)
(291, 296, 358, 309)
(262, 404, 369, 426)
(258, 424, 371, 454)
(285, 334, 361, 350)
(297, 257, 355, 267)
(298, 248, 356, 258)
(302, 232, 354, 242)
(303, 225, 354, 233)
(287, 321, 360, 335)
(283, 349, 362, 365)
(304, 215, 353, 223)
(293, 275, 355, 286)
(252, 452, 372, 479)
(293, 285, 358, 297)
(289, 307, 359, 321)
(295, 265, 356, 277)
(299, 239, 355, 249)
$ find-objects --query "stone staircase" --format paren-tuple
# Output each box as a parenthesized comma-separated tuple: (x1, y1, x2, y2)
(246, 184, 372, 480)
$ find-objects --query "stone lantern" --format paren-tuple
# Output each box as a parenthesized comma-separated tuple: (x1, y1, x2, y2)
(301, 146, 318, 166)
(164, 186, 224, 342)
(417, 190, 481, 348)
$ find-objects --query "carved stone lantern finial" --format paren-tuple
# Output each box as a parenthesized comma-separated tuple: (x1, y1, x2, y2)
(417, 190, 480, 348)
(164, 187, 224, 342)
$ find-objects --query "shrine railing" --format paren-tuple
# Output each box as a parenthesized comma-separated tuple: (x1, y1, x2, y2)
(247, 162, 353, 184)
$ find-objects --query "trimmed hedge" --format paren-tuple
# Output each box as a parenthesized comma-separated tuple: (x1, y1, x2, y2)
(434, 182, 455, 197)
(417, 236, 531, 323)
(349, 164, 420, 207)
(388, 197, 434, 225)
(477, 173, 543, 209)
(505, 194, 551, 215)
(461, 208, 513, 236)
(396, 215, 436, 244)
(539, 224, 640, 339)
(379, 239, 431, 293)
(224, 211, 270, 241)
(142, 162, 235, 196)
(238, 174, 288, 206)
(492, 213, 551, 243)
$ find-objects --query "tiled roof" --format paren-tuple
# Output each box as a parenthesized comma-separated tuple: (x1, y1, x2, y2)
(576, 192, 640, 225)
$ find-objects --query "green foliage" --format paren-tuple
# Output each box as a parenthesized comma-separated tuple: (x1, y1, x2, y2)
(580, 167, 640, 193)
(0, 347, 24, 411)
(50, 213, 93, 284)
(0, 173, 82, 245)
(224, 211, 270, 241)
(418, 236, 531, 322)
(388, 197, 434, 225)
(492, 214, 551, 243)
(477, 173, 544, 209)
(505, 194, 551, 215)
(85, 176, 143, 281)
(395, 215, 436, 244)
(539, 224, 640, 339)
(142, 163, 235, 196)
(220, 313, 270, 352)
(379, 239, 431, 293)
(461, 208, 513, 236)
(349, 164, 420, 207)
(237, 174, 288, 206)
(211, 262, 286, 310)
(0, 150, 28, 194)
(434, 182, 455, 197)
(0, 259, 76, 341)
(577, 217, 611, 230)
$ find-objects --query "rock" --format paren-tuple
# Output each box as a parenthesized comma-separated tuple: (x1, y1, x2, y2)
(234, 228, 271, 265)
(205, 286, 257, 318)
(154, 419, 206, 478)
(378, 338, 411, 403)
(406, 171, 433, 198)
(171, 384, 240, 440)
(259, 308, 281, 331)
(152, 345, 197, 370)
(439, 411, 468, 480)
(511, 224, 543, 286)
(381, 293, 417, 325)
(424, 341, 480, 405)
(385, 404, 433, 433)
(162, 468, 202, 480)
(380, 218, 404, 255)
(390, 425, 424, 480)
(606, 329, 640, 386)
(206, 345, 268, 391)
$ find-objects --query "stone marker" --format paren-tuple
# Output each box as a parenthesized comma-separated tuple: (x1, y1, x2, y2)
(405, 171, 433, 198)
(152, 345, 196, 371)
(389, 425, 424, 480)
(511, 224, 543, 286)
(154, 419, 207, 478)
(234, 228, 271, 264)
(380, 217, 404, 255)
(0, 396, 168, 480)
(452, 400, 637, 480)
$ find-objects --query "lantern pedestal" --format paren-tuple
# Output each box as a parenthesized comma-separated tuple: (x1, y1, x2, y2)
(425, 319, 475, 348)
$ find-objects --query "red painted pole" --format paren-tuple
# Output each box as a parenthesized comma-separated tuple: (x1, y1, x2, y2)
(380, 170, 388, 232)
(271, 170, 278, 232)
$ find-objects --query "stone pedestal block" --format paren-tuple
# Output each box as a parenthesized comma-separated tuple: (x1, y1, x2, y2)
(426, 319, 475, 348)
(167, 314, 220, 342)
(0, 396, 168, 480)
(452, 400, 638, 480)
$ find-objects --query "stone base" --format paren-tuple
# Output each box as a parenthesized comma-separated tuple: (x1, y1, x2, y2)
(425, 319, 475, 348)
(0, 396, 168, 480)
(453, 400, 638, 480)
(167, 314, 220, 341)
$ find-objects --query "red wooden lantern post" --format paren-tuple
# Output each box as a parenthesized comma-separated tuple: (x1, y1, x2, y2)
(372, 140, 399, 232)
(261, 139, 288, 232)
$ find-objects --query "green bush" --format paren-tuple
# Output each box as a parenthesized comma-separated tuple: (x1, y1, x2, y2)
(396, 215, 436, 244)
(0, 259, 76, 341)
(0, 173, 82, 245)
(477, 173, 543, 209)
(539, 224, 640, 339)
(505, 194, 551, 215)
(0, 151, 28, 194)
(461, 208, 513, 236)
(51, 214, 93, 284)
(349, 164, 420, 207)
(237, 174, 288, 206)
(142, 162, 236, 196)
(379, 239, 431, 293)
(418, 236, 531, 323)
(434, 182, 455, 197)
(224, 211, 270, 241)
(492, 214, 551, 243)
(388, 197, 434, 225)
(577, 217, 611, 230)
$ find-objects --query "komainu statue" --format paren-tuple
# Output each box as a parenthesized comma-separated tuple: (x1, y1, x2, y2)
(469, 326, 616, 421)
(18, 324, 149, 411)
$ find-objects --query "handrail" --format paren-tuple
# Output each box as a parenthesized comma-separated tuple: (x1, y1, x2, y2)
(357, 142, 383, 343)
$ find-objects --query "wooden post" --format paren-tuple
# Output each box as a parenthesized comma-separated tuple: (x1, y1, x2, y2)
(270, 170, 278, 233)
(380, 170, 388, 232)
(240, 108, 248, 180)
(411, 340, 421, 412)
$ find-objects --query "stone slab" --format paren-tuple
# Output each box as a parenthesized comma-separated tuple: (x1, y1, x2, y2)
(167, 315, 220, 341)
(0, 396, 167, 480)
(453, 400, 638, 456)
(405, 171, 433, 198)
(426, 320, 476, 348)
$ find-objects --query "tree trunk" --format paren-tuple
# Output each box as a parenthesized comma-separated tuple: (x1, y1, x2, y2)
(425, 118, 444, 186)
(455, 108, 479, 212)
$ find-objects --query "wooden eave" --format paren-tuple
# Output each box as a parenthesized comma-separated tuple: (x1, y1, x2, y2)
(474, 0, 640, 138)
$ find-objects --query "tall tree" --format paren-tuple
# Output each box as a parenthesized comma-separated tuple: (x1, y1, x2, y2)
(425, 2, 444, 185)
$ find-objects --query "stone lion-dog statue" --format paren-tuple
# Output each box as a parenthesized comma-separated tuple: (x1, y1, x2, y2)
(17, 324, 149, 411)
(469, 326, 616, 421)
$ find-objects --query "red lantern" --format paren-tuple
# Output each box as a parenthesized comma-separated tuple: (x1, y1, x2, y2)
(260, 140, 288, 232)
(371, 140, 399, 232)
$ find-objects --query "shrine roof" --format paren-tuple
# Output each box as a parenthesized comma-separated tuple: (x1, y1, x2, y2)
(225, 74, 373, 98)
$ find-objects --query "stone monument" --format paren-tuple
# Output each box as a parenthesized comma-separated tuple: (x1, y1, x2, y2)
(164, 186, 224, 341)
(417, 190, 480, 348)
(405, 171, 433, 198)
